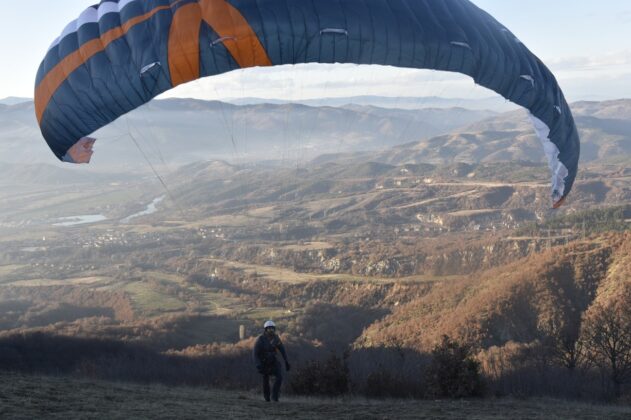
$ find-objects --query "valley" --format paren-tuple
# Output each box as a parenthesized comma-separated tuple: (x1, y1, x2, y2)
(0, 98, 629, 402)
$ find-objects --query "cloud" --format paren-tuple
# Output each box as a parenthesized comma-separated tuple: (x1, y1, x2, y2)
(163, 64, 491, 101)
(560, 72, 631, 102)
(161, 48, 631, 104)
(619, 10, 631, 23)
(548, 49, 631, 73)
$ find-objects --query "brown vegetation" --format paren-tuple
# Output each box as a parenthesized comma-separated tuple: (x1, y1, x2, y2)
(0, 286, 134, 330)
(354, 232, 631, 400)
(425, 336, 484, 398)
(0, 217, 629, 403)
(581, 286, 631, 397)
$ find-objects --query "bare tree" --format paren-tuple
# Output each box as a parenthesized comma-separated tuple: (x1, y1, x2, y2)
(539, 314, 586, 371)
(581, 287, 631, 398)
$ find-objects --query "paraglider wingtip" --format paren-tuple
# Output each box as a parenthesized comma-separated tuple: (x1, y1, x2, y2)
(63, 136, 96, 164)
(552, 196, 566, 209)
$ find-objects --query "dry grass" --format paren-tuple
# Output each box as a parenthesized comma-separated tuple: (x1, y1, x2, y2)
(0, 265, 25, 276)
(122, 281, 187, 315)
(242, 307, 294, 323)
(447, 209, 501, 217)
(6, 276, 109, 287)
(197, 290, 249, 315)
(205, 257, 458, 285)
(1, 373, 629, 420)
(138, 270, 187, 284)
(278, 242, 335, 251)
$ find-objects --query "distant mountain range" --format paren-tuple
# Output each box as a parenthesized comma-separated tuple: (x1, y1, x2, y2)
(222, 95, 519, 112)
(0, 97, 31, 106)
(371, 100, 631, 166)
(0, 98, 628, 178)
(0, 98, 496, 168)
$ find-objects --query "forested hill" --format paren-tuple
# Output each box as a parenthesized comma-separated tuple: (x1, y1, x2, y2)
(358, 231, 631, 352)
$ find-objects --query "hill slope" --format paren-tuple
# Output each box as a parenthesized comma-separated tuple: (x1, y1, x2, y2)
(374, 99, 631, 166)
(358, 232, 631, 351)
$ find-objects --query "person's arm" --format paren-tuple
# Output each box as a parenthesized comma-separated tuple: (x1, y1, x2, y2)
(253, 337, 263, 367)
(277, 338, 290, 371)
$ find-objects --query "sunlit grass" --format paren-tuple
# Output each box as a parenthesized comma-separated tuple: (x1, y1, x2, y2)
(6, 276, 109, 287)
(242, 307, 294, 323)
(122, 281, 186, 316)
(205, 257, 458, 285)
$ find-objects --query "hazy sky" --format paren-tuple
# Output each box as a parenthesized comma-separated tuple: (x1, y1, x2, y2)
(2, 0, 630, 102)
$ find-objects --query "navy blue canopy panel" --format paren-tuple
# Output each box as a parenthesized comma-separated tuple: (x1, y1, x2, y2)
(35, 0, 579, 205)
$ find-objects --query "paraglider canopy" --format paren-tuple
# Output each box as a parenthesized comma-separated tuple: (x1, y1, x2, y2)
(63, 137, 96, 164)
(35, 0, 579, 208)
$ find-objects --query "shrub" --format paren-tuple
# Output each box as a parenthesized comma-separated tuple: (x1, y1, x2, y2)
(290, 353, 349, 397)
(425, 335, 484, 398)
(364, 368, 422, 398)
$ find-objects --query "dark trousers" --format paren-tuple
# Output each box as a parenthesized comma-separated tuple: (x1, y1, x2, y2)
(262, 362, 283, 401)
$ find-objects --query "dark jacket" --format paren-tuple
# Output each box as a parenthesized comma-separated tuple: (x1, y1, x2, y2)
(253, 333, 288, 371)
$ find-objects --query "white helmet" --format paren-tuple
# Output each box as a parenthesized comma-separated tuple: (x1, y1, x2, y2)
(264, 320, 276, 329)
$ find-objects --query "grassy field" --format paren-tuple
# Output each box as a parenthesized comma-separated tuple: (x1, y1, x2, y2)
(205, 258, 460, 285)
(5, 276, 109, 287)
(1, 373, 630, 420)
(121, 281, 188, 315)
(119, 270, 259, 317)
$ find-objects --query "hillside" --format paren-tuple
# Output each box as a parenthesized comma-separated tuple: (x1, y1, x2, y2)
(164, 159, 629, 239)
(0, 96, 31, 105)
(358, 232, 631, 351)
(375, 99, 631, 166)
(2, 373, 629, 420)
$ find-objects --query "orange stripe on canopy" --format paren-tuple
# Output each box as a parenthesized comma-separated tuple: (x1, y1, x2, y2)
(199, 0, 272, 69)
(169, 3, 203, 87)
(34, 5, 173, 123)
(169, 0, 272, 87)
(35, 0, 272, 124)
